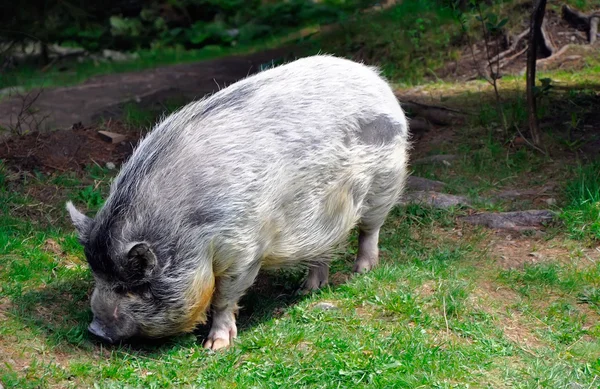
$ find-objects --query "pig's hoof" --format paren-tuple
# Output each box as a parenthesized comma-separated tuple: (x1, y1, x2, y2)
(203, 336, 230, 351)
(298, 278, 328, 295)
(353, 257, 378, 274)
(203, 323, 236, 351)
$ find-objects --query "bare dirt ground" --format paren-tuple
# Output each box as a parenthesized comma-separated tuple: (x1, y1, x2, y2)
(0, 47, 294, 137)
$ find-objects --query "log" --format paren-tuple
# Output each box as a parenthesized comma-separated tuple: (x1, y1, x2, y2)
(562, 5, 600, 43)
(399, 100, 466, 126)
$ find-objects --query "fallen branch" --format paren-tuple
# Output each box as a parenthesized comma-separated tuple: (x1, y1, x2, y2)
(498, 46, 529, 68)
(492, 29, 530, 62)
(534, 43, 575, 66)
(399, 100, 467, 125)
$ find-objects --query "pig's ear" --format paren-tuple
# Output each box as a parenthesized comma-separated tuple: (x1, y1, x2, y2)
(66, 201, 93, 243)
(126, 242, 157, 280)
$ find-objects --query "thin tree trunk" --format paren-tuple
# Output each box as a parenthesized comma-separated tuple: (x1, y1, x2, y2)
(526, 0, 547, 147)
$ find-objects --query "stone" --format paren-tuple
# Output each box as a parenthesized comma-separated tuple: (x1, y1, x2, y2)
(313, 302, 338, 311)
(405, 176, 447, 192)
(399, 191, 471, 209)
(98, 131, 126, 144)
(0, 86, 26, 99)
(460, 210, 555, 230)
(105, 162, 116, 170)
(411, 154, 459, 166)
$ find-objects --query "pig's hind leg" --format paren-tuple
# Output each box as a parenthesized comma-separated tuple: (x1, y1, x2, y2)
(299, 261, 330, 293)
(353, 227, 381, 273)
(204, 260, 262, 351)
(353, 176, 402, 274)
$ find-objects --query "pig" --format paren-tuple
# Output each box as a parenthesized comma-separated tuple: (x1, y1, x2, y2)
(66, 54, 410, 350)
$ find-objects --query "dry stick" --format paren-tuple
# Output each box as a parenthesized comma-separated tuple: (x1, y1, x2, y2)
(442, 296, 450, 335)
(492, 29, 530, 62)
(515, 121, 547, 155)
(499, 46, 528, 68)
(590, 16, 599, 44)
(475, 4, 507, 133)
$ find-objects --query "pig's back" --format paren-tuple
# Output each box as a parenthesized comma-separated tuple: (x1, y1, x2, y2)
(105, 55, 409, 265)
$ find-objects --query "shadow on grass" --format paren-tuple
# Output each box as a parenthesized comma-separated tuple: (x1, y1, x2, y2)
(7, 266, 336, 354)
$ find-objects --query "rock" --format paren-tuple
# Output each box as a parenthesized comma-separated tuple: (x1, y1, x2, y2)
(101, 49, 140, 62)
(226, 29, 240, 38)
(492, 185, 555, 201)
(0, 86, 26, 99)
(406, 176, 446, 192)
(411, 154, 459, 166)
(313, 302, 337, 311)
(545, 197, 557, 206)
(460, 210, 555, 230)
(399, 191, 471, 209)
(105, 162, 116, 170)
(50, 44, 86, 57)
(514, 136, 527, 146)
(98, 130, 127, 144)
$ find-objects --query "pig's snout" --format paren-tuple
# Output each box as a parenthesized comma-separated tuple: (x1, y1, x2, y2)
(88, 316, 138, 344)
(88, 318, 115, 344)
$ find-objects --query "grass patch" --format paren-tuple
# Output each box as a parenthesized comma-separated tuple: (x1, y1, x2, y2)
(304, 1, 462, 85)
(1, 159, 599, 387)
(560, 161, 600, 241)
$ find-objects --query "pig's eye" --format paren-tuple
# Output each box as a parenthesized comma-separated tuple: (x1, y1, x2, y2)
(113, 283, 154, 300)
(133, 283, 154, 299)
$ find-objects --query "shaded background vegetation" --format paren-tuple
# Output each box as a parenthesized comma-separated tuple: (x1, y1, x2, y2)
(1, 0, 378, 57)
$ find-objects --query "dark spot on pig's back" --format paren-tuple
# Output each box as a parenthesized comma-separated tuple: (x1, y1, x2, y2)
(357, 115, 404, 145)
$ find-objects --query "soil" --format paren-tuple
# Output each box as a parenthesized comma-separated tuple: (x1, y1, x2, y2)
(488, 232, 600, 269)
(437, 8, 598, 82)
(0, 47, 294, 137)
(0, 121, 137, 173)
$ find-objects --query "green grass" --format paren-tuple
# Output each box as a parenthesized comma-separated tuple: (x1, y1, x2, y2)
(560, 161, 600, 241)
(1, 151, 599, 387)
(302, 1, 462, 85)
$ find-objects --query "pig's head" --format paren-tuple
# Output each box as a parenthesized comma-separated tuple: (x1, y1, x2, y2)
(66, 201, 213, 344)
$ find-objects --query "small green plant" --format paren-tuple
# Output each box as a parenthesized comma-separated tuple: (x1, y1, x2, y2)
(76, 186, 104, 210)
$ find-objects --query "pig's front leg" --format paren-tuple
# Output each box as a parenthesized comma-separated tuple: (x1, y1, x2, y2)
(203, 260, 261, 351)
(204, 307, 237, 350)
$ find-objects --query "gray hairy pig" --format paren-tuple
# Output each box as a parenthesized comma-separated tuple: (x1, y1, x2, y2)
(67, 54, 410, 350)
